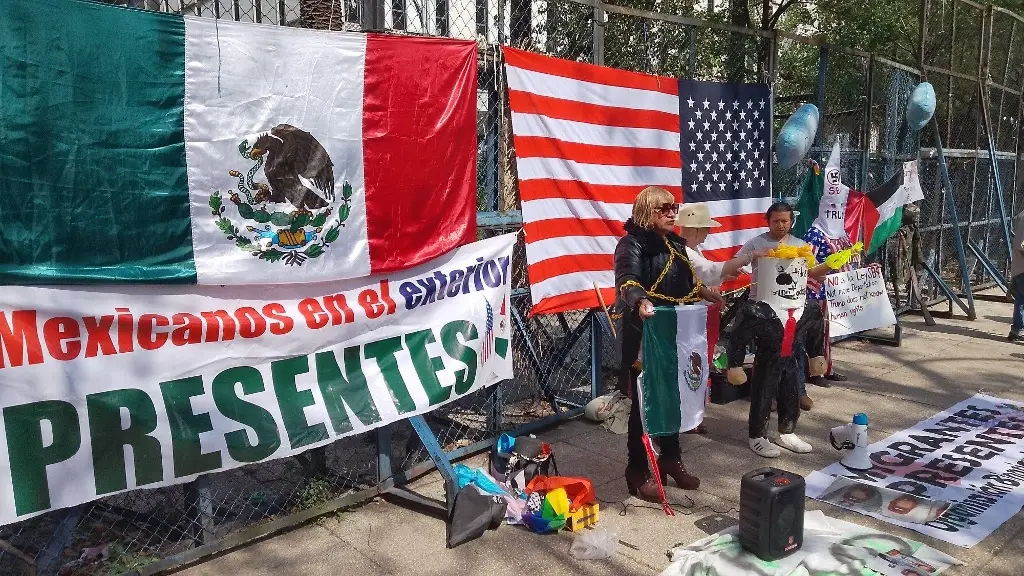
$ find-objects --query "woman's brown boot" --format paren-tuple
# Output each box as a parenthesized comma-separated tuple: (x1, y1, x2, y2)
(657, 458, 700, 490)
(625, 467, 661, 502)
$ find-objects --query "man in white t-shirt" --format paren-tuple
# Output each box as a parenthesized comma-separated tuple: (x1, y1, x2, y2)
(735, 202, 832, 299)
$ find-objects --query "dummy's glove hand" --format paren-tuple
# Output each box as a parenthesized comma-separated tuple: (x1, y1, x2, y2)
(808, 356, 827, 377)
(727, 367, 747, 386)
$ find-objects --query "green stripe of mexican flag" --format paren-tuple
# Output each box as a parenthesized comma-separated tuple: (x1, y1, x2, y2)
(0, 0, 477, 285)
(639, 305, 709, 437)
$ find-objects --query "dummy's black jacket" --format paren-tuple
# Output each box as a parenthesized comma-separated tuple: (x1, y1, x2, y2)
(724, 300, 825, 366)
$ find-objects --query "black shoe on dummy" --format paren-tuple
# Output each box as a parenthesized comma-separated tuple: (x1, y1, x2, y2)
(824, 372, 848, 382)
(809, 376, 831, 388)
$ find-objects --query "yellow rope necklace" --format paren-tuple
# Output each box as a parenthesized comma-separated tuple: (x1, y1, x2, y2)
(619, 236, 704, 306)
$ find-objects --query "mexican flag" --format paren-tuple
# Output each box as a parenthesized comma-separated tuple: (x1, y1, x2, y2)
(792, 164, 824, 239)
(638, 305, 710, 436)
(845, 162, 925, 254)
(0, 0, 477, 285)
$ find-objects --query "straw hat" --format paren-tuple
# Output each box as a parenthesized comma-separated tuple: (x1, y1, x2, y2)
(674, 203, 721, 228)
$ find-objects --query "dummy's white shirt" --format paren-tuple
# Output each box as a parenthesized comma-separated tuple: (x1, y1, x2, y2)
(686, 245, 725, 288)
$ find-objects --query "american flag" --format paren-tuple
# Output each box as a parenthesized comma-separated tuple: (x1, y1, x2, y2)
(504, 47, 772, 316)
(678, 80, 772, 271)
(481, 299, 494, 363)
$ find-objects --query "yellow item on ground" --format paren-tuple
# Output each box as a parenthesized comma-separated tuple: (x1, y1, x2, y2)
(566, 503, 600, 532)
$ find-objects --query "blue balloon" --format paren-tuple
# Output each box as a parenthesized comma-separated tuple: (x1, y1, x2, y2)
(906, 82, 936, 131)
(776, 103, 820, 169)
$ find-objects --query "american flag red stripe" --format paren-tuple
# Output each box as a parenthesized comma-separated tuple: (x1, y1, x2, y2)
(504, 47, 770, 315)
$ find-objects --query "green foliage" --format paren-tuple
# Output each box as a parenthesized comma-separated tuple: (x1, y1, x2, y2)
(296, 478, 335, 511)
(261, 249, 286, 263)
(304, 243, 325, 258)
(105, 543, 158, 576)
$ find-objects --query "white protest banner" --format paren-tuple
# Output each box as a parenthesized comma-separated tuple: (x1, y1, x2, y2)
(824, 266, 897, 338)
(0, 234, 515, 527)
(806, 394, 1024, 547)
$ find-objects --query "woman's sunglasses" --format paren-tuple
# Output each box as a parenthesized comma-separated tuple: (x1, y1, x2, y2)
(655, 203, 681, 214)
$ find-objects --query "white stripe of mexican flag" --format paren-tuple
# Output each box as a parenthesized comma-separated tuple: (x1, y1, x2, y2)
(184, 19, 369, 284)
(638, 305, 709, 436)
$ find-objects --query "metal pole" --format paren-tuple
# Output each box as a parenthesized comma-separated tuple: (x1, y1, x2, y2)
(185, 476, 215, 546)
(593, 0, 605, 66)
(976, 5, 1012, 276)
(979, 82, 1013, 269)
(918, 0, 928, 70)
(933, 122, 978, 319)
(815, 45, 829, 158)
(688, 26, 696, 79)
(590, 312, 603, 400)
(376, 425, 392, 486)
(861, 55, 875, 190)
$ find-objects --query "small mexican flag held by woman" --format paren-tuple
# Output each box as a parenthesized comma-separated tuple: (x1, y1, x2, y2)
(637, 304, 714, 438)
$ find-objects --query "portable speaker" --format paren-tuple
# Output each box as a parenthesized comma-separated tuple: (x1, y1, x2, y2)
(738, 467, 805, 561)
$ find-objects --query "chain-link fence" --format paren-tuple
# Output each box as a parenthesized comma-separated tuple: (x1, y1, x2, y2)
(3, 0, 1022, 574)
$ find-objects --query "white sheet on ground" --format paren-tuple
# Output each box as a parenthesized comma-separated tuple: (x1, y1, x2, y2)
(659, 510, 960, 576)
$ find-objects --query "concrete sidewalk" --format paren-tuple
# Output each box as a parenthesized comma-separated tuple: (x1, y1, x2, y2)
(175, 295, 1024, 576)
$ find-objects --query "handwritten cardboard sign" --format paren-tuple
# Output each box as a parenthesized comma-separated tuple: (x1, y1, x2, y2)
(824, 267, 897, 338)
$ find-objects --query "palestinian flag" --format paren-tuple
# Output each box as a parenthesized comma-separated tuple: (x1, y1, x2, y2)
(638, 305, 710, 436)
(0, 0, 477, 285)
(845, 161, 925, 255)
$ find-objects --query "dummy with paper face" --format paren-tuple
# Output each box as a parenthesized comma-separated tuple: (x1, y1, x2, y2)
(723, 253, 828, 457)
(758, 256, 808, 320)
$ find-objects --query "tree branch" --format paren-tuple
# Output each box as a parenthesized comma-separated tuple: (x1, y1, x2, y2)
(767, 0, 803, 29)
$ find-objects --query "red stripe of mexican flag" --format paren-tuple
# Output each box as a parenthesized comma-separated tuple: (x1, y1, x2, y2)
(362, 36, 479, 274)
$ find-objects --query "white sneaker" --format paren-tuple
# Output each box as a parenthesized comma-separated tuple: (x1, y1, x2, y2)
(776, 433, 813, 454)
(749, 437, 780, 458)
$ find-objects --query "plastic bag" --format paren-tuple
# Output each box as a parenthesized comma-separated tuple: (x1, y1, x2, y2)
(569, 528, 618, 560)
(455, 464, 508, 496)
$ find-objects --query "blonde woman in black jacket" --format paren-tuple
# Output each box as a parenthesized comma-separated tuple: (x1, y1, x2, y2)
(613, 186, 722, 502)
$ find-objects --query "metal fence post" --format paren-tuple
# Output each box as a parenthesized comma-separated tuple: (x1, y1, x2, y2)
(593, 0, 605, 66)
(918, 0, 928, 70)
(861, 54, 875, 190)
(815, 45, 829, 157)
(361, 0, 383, 30)
(377, 425, 393, 487)
(590, 312, 603, 400)
(185, 475, 215, 546)
(933, 122, 978, 319)
(688, 26, 697, 79)
(485, 56, 501, 212)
